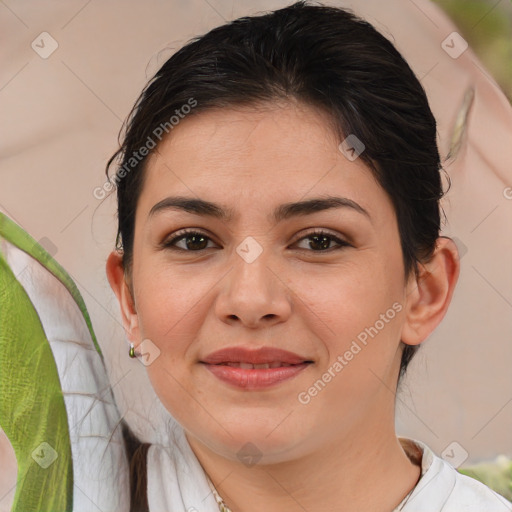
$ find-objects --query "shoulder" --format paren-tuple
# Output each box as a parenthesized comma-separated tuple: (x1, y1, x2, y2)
(400, 438, 512, 512)
(446, 464, 512, 511)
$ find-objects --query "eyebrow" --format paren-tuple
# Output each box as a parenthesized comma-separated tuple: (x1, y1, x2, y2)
(148, 195, 370, 223)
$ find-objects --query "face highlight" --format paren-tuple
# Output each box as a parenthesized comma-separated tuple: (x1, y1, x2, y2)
(118, 103, 414, 463)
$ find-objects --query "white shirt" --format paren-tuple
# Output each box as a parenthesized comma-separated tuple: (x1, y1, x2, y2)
(147, 429, 512, 511)
(394, 437, 512, 511)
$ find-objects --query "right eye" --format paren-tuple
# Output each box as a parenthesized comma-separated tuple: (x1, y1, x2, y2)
(162, 229, 218, 252)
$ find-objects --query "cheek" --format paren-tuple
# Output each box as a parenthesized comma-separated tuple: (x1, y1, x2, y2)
(302, 256, 403, 344)
(299, 261, 405, 404)
(132, 266, 212, 412)
(133, 262, 220, 358)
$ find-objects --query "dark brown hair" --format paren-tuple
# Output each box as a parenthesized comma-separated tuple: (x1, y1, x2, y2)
(122, 421, 150, 512)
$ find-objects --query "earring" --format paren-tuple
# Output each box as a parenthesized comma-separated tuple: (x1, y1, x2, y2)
(129, 343, 136, 358)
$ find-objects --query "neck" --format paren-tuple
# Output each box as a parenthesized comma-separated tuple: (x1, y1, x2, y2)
(186, 410, 421, 512)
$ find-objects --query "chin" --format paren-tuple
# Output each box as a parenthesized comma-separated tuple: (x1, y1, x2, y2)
(186, 414, 313, 466)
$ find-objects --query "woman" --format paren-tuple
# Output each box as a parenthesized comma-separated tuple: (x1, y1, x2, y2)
(106, 2, 512, 511)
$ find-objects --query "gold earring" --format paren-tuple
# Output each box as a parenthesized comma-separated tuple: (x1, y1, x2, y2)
(129, 343, 136, 358)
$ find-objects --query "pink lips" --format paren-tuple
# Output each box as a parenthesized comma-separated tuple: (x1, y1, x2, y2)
(201, 347, 312, 390)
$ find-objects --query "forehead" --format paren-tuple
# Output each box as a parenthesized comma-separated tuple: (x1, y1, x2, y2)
(137, 103, 391, 222)
(156, 102, 339, 168)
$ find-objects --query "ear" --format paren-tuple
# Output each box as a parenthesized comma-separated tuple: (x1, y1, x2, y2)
(106, 251, 140, 343)
(401, 237, 460, 346)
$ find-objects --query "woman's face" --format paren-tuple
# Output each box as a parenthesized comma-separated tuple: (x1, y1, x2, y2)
(122, 102, 416, 462)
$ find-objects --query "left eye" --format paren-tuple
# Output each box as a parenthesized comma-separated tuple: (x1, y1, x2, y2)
(294, 230, 350, 251)
(162, 229, 350, 252)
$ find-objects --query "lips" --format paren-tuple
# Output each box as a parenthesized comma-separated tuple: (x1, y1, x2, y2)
(200, 346, 313, 389)
(222, 362, 296, 369)
(201, 346, 311, 366)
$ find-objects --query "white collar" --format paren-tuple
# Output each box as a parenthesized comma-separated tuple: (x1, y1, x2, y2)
(147, 430, 512, 512)
(396, 437, 512, 511)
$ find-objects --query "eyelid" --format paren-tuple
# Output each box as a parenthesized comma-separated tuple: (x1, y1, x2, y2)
(292, 228, 350, 246)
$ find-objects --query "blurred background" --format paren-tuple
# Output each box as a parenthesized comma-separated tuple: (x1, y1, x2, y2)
(434, 0, 512, 101)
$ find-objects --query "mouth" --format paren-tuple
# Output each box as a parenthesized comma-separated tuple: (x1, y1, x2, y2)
(200, 346, 313, 389)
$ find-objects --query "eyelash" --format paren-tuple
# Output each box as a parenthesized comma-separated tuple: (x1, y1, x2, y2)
(161, 228, 351, 253)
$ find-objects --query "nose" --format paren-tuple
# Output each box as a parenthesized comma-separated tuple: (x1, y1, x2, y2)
(214, 246, 292, 329)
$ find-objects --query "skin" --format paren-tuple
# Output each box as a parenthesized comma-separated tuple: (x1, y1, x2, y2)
(107, 101, 459, 512)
